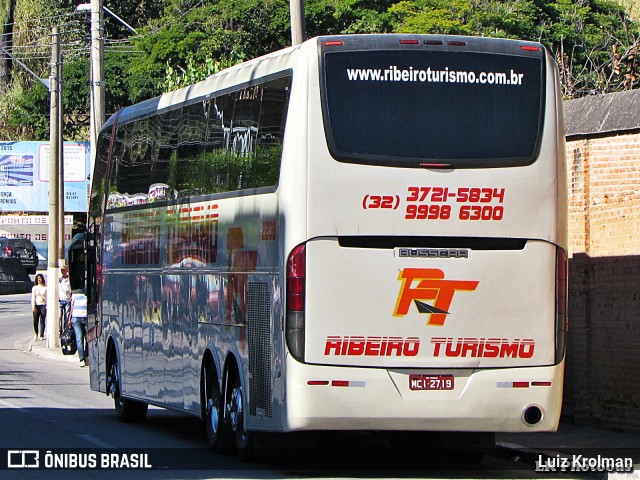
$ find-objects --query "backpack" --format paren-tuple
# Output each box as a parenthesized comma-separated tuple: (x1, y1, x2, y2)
(61, 326, 77, 355)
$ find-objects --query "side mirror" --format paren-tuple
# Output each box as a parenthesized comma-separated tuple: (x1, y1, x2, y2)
(68, 234, 87, 290)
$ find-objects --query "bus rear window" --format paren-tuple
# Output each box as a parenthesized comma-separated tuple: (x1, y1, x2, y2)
(321, 49, 545, 168)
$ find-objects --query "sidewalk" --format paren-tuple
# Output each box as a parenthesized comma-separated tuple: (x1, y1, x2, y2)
(499, 425, 640, 478)
(15, 335, 80, 365)
(500, 424, 640, 452)
(15, 335, 640, 472)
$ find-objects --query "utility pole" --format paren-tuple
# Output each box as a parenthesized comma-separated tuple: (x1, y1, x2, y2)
(58, 49, 65, 268)
(46, 26, 61, 349)
(290, 0, 306, 46)
(89, 0, 105, 176)
(78, 0, 136, 176)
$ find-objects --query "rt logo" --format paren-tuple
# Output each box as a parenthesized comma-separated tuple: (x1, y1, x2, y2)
(393, 268, 479, 326)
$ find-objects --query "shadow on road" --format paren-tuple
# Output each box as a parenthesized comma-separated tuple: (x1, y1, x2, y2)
(0, 406, 571, 479)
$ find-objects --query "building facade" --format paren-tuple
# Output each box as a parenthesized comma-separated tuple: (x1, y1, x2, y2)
(564, 89, 640, 431)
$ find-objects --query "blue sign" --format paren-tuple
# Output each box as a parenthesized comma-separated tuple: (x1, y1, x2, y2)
(0, 141, 90, 212)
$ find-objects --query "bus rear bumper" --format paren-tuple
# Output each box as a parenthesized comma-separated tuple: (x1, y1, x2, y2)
(284, 359, 564, 433)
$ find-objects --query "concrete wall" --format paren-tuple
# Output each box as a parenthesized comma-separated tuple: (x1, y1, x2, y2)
(564, 131, 640, 432)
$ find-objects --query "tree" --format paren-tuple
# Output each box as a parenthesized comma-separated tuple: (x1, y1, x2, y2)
(0, 0, 16, 89)
(133, 0, 396, 95)
(2, 0, 640, 139)
(535, 0, 639, 96)
(386, 0, 639, 97)
(128, 0, 290, 100)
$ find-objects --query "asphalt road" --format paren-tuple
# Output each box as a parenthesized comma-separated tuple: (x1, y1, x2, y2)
(0, 292, 594, 480)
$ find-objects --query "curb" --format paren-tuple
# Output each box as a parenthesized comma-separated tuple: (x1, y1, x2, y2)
(15, 335, 79, 364)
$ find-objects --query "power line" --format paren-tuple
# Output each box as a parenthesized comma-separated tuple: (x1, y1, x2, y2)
(1, 12, 86, 30)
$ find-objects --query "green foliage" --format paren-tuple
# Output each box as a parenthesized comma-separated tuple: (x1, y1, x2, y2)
(128, 0, 291, 99)
(468, 0, 540, 39)
(164, 57, 239, 91)
(306, 0, 394, 34)
(535, 0, 639, 96)
(8, 82, 49, 139)
(389, 0, 473, 35)
(615, 0, 640, 20)
(2, 0, 640, 137)
(167, 145, 283, 195)
(105, 51, 139, 114)
(0, 0, 11, 30)
(385, 0, 639, 96)
(0, 82, 25, 140)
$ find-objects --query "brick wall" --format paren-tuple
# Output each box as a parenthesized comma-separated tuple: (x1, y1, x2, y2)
(564, 131, 640, 432)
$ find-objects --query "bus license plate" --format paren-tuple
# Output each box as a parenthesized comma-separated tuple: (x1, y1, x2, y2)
(409, 374, 454, 391)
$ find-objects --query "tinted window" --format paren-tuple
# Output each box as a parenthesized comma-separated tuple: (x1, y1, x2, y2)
(107, 120, 154, 207)
(104, 73, 291, 210)
(90, 130, 111, 217)
(172, 101, 208, 196)
(203, 75, 291, 193)
(322, 50, 544, 168)
(10, 239, 34, 249)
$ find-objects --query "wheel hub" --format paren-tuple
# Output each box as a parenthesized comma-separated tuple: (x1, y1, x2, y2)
(228, 386, 243, 433)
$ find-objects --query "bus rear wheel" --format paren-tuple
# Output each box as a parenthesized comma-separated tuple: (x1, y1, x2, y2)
(108, 358, 148, 423)
(204, 363, 232, 453)
(226, 371, 254, 459)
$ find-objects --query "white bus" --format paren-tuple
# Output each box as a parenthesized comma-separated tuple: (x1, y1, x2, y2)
(81, 34, 568, 456)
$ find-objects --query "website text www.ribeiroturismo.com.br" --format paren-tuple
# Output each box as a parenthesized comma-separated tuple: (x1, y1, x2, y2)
(346, 65, 525, 86)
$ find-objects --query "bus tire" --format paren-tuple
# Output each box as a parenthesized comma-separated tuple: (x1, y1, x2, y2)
(226, 369, 254, 460)
(203, 362, 232, 453)
(108, 358, 148, 423)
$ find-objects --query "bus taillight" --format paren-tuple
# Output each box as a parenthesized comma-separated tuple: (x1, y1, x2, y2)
(555, 247, 568, 363)
(286, 243, 306, 362)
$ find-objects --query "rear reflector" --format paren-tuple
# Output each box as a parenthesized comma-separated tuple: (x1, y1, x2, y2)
(555, 248, 568, 363)
(307, 380, 366, 387)
(531, 381, 553, 387)
(497, 381, 552, 388)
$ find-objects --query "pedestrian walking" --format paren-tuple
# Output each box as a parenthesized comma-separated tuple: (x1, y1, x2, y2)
(31, 274, 46, 341)
(70, 290, 88, 367)
(59, 265, 72, 335)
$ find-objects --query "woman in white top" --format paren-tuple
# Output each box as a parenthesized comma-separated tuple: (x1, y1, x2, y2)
(31, 274, 47, 340)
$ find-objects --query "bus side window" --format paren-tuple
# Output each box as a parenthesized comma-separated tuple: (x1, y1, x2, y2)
(253, 76, 291, 188)
(203, 74, 291, 194)
(204, 94, 235, 194)
(174, 102, 208, 196)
